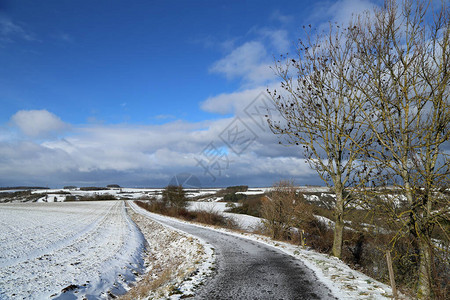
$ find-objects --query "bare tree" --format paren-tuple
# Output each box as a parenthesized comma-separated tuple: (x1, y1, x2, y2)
(268, 24, 370, 258)
(350, 1, 449, 297)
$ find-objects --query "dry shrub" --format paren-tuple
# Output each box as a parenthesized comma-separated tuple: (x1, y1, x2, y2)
(162, 185, 188, 210)
(227, 195, 264, 217)
(338, 222, 448, 299)
(261, 180, 315, 241)
(119, 263, 175, 300)
(135, 201, 233, 228)
(194, 210, 225, 226)
(261, 181, 299, 239)
(303, 218, 334, 253)
(176, 208, 195, 220)
(136, 200, 167, 214)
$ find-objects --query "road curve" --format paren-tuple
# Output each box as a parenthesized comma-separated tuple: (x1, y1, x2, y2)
(130, 202, 336, 300)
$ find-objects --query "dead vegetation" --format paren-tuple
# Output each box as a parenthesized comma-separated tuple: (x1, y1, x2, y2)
(135, 185, 238, 228)
(120, 206, 206, 300)
(223, 181, 449, 298)
(267, 0, 449, 298)
(0, 190, 43, 203)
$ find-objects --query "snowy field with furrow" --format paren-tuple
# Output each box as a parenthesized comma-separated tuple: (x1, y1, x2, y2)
(0, 201, 145, 299)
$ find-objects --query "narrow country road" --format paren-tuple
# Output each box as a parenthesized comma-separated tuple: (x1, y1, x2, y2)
(130, 202, 336, 300)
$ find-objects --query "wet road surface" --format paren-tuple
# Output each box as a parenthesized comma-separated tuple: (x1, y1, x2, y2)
(132, 204, 336, 300)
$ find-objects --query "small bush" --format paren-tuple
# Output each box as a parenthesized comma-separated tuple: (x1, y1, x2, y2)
(162, 185, 187, 210)
(194, 210, 226, 226)
(301, 218, 334, 252)
(223, 193, 247, 202)
(136, 200, 167, 213)
(65, 195, 77, 201)
(226, 195, 263, 217)
(261, 180, 312, 240)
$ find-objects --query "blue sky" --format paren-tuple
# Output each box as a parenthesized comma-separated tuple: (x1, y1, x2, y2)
(0, 0, 381, 188)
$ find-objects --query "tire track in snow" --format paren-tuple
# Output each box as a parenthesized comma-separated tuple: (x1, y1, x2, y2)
(0, 203, 114, 268)
(0, 201, 145, 299)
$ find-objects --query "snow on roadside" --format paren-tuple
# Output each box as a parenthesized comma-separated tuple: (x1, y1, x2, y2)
(126, 201, 215, 299)
(234, 233, 402, 299)
(188, 201, 229, 212)
(130, 202, 402, 300)
(187, 201, 262, 231)
(223, 212, 262, 231)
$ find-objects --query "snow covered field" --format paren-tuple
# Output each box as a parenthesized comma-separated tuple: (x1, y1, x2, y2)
(0, 187, 408, 299)
(0, 201, 145, 299)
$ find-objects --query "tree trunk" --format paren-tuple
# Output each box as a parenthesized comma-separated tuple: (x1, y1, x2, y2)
(417, 239, 433, 299)
(332, 185, 344, 259)
(405, 182, 433, 299)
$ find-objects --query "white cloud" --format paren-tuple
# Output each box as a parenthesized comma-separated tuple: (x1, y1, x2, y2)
(257, 28, 290, 52)
(154, 114, 176, 121)
(328, 0, 377, 25)
(56, 32, 74, 43)
(207, 23, 292, 88)
(0, 110, 321, 187)
(270, 10, 294, 24)
(193, 35, 239, 53)
(210, 41, 266, 78)
(311, 0, 379, 27)
(0, 16, 36, 42)
(209, 41, 275, 85)
(10, 110, 70, 138)
(201, 87, 267, 115)
(232, 152, 316, 177)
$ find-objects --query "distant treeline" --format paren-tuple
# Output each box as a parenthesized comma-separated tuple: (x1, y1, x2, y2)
(79, 187, 109, 191)
(224, 185, 248, 193)
(0, 186, 47, 191)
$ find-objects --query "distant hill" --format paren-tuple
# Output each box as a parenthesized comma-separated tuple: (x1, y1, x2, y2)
(0, 186, 47, 191)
